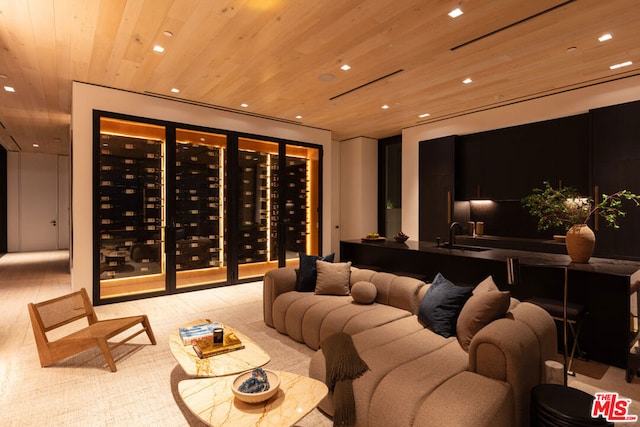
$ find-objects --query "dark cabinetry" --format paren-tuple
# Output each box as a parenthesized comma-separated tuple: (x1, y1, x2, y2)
(419, 101, 640, 258)
(592, 100, 640, 260)
(455, 115, 590, 200)
(455, 137, 482, 200)
(419, 136, 455, 241)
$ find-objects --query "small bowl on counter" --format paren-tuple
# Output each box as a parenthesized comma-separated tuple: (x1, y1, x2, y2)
(393, 232, 409, 243)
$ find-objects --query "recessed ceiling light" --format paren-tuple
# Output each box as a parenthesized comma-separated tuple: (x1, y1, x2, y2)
(171, 88, 180, 93)
(4, 86, 15, 92)
(462, 78, 472, 84)
(240, 103, 249, 108)
(153, 45, 165, 53)
(381, 105, 390, 109)
(33, 144, 39, 148)
(318, 73, 336, 82)
(340, 64, 351, 71)
(448, 8, 463, 18)
(419, 113, 430, 118)
(610, 60, 632, 70)
(598, 33, 613, 42)
(296, 115, 303, 119)
(163, 31, 173, 38)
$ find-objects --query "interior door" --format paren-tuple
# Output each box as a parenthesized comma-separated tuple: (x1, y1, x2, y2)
(19, 153, 59, 251)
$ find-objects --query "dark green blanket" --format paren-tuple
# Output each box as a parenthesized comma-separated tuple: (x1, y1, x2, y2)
(321, 332, 370, 427)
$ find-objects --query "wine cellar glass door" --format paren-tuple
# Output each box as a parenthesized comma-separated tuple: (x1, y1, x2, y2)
(236, 138, 280, 280)
(97, 117, 167, 299)
(278, 144, 321, 266)
(96, 114, 322, 302)
(234, 138, 322, 281)
(173, 129, 227, 289)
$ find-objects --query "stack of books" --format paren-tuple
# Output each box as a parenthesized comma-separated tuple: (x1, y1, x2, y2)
(178, 321, 222, 345)
(193, 331, 245, 359)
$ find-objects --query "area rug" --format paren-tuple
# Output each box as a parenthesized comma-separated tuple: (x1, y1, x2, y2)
(1, 283, 331, 427)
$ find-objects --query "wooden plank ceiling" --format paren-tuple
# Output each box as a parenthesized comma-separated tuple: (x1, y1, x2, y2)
(0, 0, 638, 155)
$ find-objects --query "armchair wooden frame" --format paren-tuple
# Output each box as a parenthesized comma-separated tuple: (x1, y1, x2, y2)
(27, 287, 156, 372)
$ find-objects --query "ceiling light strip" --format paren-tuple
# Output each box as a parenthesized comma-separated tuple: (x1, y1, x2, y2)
(412, 70, 640, 127)
(142, 90, 328, 131)
(329, 69, 405, 101)
(450, 0, 576, 51)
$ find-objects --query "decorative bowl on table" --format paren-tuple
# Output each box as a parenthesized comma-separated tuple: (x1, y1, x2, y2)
(232, 368, 280, 403)
(393, 232, 409, 243)
(362, 232, 385, 242)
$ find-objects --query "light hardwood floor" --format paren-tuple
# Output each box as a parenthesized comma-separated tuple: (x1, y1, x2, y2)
(1, 250, 639, 426)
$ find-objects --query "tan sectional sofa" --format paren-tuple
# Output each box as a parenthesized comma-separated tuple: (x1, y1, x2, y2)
(263, 266, 557, 427)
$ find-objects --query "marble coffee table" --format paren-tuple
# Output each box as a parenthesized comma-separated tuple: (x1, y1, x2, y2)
(178, 371, 328, 426)
(169, 319, 270, 377)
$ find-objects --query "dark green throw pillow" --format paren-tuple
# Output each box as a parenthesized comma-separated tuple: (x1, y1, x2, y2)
(295, 252, 335, 292)
(418, 272, 473, 338)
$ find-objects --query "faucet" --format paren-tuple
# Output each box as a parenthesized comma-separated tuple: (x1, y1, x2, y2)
(448, 221, 463, 248)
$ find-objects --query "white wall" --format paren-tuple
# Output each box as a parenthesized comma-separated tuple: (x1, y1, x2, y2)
(7, 152, 70, 252)
(330, 139, 342, 258)
(57, 156, 70, 250)
(7, 152, 18, 250)
(71, 82, 333, 296)
(339, 137, 378, 243)
(402, 75, 640, 240)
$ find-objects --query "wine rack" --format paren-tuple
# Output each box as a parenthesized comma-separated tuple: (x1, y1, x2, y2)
(270, 156, 309, 257)
(98, 134, 163, 280)
(237, 150, 268, 264)
(175, 143, 223, 271)
(96, 116, 320, 300)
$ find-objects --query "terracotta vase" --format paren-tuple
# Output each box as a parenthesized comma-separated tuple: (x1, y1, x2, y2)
(565, 224, 595, 263)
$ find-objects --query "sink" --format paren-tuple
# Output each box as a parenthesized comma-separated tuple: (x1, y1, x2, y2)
(437, 244, 490, 252)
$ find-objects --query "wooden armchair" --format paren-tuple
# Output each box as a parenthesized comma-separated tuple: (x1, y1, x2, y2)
(27, 288, 156, 372)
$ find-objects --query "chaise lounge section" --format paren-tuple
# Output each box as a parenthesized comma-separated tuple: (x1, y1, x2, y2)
(263, 264, 557, 427)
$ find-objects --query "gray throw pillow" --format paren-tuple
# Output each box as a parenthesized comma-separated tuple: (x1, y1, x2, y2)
(418, 272, 473, 338)
(315, 260, 352, 296)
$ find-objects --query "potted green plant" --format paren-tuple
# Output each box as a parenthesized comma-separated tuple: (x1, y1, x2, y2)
(522, 182, 640, 263)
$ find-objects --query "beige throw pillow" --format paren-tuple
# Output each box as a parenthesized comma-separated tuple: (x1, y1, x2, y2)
(315, 260, 352, 296)
(456, 276, 510, 352)
(351, 281, 377, 304)
(473, 275, 498, 294)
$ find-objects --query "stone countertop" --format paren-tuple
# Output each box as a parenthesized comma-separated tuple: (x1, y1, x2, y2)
(456, 234, 568, 254)
(344, 238, 640, 278)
